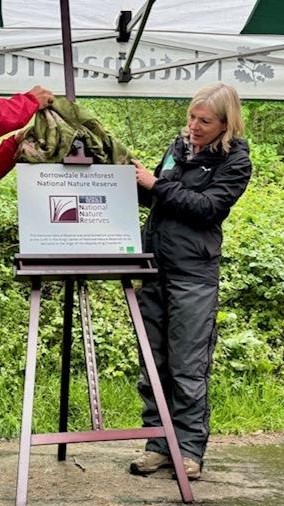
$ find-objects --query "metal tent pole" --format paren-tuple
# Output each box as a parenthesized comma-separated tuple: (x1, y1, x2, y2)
(60, 0, 75, 101)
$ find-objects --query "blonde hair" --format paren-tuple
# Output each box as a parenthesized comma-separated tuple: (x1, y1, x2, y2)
(183, 82, 244, 153)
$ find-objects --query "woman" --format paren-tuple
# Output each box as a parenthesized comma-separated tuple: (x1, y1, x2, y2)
(130, 83, 252, 479)
(0, 85, 54, 179)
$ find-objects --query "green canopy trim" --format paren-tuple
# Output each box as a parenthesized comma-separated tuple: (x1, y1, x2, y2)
(241, 0, 284, 35)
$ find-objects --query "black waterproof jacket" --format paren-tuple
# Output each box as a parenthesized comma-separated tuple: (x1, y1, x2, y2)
(139, 136, 252, 277)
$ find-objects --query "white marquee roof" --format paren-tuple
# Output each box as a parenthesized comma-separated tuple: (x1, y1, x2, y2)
(1, 0, 284, 99)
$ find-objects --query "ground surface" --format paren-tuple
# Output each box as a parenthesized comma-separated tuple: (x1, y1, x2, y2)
(1, 432, 284, 505)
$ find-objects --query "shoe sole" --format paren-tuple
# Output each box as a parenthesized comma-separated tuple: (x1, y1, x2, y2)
(172, 471, 201, 481)
(130, 462, 172, 476)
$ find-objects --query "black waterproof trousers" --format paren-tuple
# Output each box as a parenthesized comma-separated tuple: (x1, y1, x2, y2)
(137, 262, 219, 464)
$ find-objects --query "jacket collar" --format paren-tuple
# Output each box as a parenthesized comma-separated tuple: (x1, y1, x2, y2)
(172, 135, 226, 168)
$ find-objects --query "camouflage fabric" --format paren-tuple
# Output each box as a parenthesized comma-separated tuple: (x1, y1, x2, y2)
(17, 96, 132, 164)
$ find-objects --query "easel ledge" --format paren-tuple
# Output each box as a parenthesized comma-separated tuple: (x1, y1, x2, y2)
(13, 253, 157, 281)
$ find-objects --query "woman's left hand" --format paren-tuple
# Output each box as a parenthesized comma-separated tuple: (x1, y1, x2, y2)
(131, 158, 157, 190)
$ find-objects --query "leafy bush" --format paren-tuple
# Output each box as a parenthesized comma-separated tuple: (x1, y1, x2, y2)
(243, 100, 284, 156)
(213, 179, 284, 384)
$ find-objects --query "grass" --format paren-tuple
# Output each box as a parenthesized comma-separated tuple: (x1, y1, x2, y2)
(0, 374, 143, 438)
(210, 374, 284, 434)
(0, 373, 284, 439)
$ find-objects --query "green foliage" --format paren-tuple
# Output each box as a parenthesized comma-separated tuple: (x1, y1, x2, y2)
(214, 181, 284, 382)
(0, 373, 142, 438)
(210, 374, 284, 434)
(86, 281, 138, 377)
(1, 371, 283, 438)
(243, 100, 284, 156)
(79, 97, 188, 166)
(0, 98, 284, 437)
(249, 141, 284, 184)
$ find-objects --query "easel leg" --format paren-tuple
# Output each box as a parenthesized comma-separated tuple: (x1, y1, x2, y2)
(123, 279, 194, 504)
(78, 281, 103, 430)
(58, 279, 74, 461)
(15, 280, 41, 506)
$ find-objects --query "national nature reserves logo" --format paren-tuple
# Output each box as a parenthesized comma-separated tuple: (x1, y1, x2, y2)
(49, 195, 79, 223)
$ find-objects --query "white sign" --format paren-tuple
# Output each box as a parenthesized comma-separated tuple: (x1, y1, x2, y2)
(16, 163, 142, 254)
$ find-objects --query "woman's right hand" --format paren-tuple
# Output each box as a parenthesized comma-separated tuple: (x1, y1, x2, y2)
(131, 158, 157, 190)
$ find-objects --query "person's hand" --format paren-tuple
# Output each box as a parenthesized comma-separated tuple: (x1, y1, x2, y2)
(28, 85, 54, 109)
(131, 158, 157, 190)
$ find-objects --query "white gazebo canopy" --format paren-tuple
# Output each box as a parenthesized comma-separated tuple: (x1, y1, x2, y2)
(1, 0, 284, 99)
